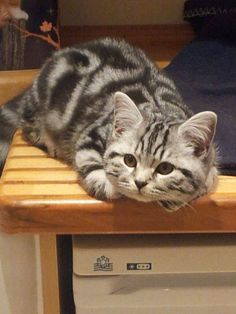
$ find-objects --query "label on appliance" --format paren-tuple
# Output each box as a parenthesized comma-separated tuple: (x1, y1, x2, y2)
(94, 256, 113, 272)
(127, 263, 152, 271)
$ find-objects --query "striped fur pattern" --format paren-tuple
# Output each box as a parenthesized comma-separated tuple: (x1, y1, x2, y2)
(0, 38, 218, 211)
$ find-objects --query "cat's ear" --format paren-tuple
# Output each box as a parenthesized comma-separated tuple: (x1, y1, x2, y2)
(113, 92, 143, 136)
(178, 111, 217, 156)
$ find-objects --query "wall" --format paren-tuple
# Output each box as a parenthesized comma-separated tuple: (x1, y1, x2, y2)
(59, 0, 186, 25)
(0, 234, 42, 314)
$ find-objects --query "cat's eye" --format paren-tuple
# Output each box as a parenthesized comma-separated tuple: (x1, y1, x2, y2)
(156, 162, 174, 175)
(124, 154, 137, 167)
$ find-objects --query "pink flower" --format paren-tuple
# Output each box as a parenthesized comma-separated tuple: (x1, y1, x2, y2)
(40, 21, 52, 32)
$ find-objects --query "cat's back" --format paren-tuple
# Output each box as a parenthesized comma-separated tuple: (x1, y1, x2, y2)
(19, 38, 191, 164)
(39, 37, 151, 81)
(36, 37, 157, 98)
(32, 38, 190, 142)
(34, 38, 159, 122)
(62, 37, 152, 70)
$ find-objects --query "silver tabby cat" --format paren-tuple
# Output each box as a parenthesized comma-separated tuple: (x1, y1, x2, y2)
(0, 38, 218, 211)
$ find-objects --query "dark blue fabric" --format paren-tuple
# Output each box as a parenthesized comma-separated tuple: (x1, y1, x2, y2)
(165, 38, 236, 175)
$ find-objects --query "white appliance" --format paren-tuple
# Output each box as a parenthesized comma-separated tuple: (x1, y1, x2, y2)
(73, 234, 236, 314)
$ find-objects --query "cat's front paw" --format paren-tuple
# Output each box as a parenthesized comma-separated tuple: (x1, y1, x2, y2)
(81, 169, 121, 200)
(100, 179, 121, 200)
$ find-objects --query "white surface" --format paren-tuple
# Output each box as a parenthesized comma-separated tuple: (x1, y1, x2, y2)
(0, 259, 10, 314)
(73, 234, 236, 276)
(73, 235, 236, 314)
(0, 233, 38, 314)
(35, 235, 44, 314)
(74, 273, 236, 314)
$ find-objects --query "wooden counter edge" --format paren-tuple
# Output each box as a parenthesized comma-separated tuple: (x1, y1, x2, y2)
(0, 189, 236, 234)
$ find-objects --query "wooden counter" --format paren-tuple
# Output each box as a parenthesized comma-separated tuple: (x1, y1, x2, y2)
(0, 130, 236, 234)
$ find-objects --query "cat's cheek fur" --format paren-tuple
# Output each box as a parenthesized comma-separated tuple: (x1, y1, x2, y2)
(205, 166, 218, 194)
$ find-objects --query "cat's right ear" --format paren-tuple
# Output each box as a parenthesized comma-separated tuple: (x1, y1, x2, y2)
(178, 111, 217, 157)
(113, 92, 143, 137)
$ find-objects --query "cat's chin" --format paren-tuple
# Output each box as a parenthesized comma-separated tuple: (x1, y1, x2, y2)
(120, 191, 155, 203)
(120, 193, 183, 212)
(120, 190, 188, 211)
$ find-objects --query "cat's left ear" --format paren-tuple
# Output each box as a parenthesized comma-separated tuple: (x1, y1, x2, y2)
(113, 92, 143, 136)
(178, 111, 217, 156)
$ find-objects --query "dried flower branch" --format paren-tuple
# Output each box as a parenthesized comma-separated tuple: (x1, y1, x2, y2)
(12, 20, 60, 49)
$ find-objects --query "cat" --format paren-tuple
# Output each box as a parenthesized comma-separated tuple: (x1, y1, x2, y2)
(0, 38, 218, 211)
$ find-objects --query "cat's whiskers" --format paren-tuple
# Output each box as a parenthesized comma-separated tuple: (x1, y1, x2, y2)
(181, 201, 197, 213)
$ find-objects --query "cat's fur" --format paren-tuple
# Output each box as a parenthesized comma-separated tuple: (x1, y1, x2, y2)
(0, 38, 218, 211)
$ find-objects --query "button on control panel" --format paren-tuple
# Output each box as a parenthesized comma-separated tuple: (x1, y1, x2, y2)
(127, 263, 152, 271)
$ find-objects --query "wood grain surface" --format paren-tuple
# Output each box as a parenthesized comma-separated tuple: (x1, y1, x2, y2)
(0, 70, 38, 105)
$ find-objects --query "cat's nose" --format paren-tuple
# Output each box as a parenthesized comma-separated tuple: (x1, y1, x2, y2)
(135, 180, 147, 190)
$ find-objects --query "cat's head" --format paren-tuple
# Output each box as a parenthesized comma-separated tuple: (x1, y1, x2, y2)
(104, 92, 218, 211)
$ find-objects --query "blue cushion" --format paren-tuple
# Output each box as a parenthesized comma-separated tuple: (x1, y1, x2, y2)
(165, 38, 236, 175)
